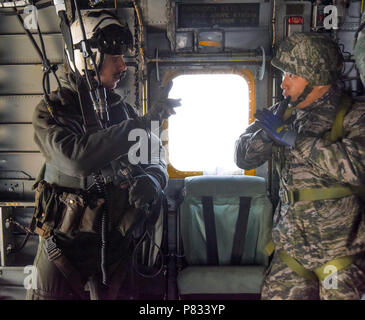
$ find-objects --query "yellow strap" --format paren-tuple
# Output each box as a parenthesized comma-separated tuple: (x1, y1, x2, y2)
(279, 251, 354, 282)
(287, 185, 356, 204)
(278, 251, 318, 282)
(314, 256, 354, 281)
(265, 240, 275, 256)
(269, 243, 354, 283)
(283, 107, 295, 121)
(328, 95, 352, 142)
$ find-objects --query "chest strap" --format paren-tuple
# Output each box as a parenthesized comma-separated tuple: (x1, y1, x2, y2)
(281, 185, 362, 205)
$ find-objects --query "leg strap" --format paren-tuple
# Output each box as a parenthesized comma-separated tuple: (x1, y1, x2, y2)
(313, 256, 354, 281)
(266, 241, 354, 282)
(278, 251, 318, 282)
(44, 236, 88, 299)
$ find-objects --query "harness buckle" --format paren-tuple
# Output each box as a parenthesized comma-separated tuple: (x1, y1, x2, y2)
(280, 187, 295, 205)
(44, 235, 62, 262)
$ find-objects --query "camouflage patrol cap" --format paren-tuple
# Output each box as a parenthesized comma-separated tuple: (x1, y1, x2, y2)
(271, 33, 344, 86)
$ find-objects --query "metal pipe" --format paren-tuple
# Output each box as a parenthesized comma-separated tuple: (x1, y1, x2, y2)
(147, 57, 264, 64)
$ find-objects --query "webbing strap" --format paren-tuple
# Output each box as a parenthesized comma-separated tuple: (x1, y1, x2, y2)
(231, 197, 251, 265)
(326, 95, 352, 142)
(277, 248, 354, 283)
(283, 107, 295, 121)
(314, 256, 354, 281)
(265, 240, 275, 256)
(284, 185, 357, 204)
(52, 255, 88, 299)
(43, 237, 87, 299)
(202, 196, 219, 265)
(278, 251, 318, 282)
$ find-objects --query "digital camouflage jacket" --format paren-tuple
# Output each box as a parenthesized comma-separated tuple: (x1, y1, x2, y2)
(235, 86, 365, 270)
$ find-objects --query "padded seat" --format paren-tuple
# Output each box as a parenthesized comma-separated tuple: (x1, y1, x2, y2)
(177, 175, 272, 299)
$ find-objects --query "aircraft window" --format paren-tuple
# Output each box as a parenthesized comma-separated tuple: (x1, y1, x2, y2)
(167, 73, 251, 176)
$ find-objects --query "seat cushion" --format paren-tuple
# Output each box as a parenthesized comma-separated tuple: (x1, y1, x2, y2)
(177, 265, 266, 295)
(180, 176, 273, 266)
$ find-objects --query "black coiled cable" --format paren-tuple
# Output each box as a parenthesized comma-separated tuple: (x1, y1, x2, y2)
(92, 172, 109, 287)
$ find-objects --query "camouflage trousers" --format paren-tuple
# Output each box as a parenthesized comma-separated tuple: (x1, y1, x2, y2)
(261, 252, 365, 300)
(26, 238, 133, 300)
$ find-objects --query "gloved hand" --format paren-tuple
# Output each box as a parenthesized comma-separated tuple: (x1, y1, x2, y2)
(128, 174, 161, 211)
(254, 108, 297, 148)
(142, 81, 181, 124)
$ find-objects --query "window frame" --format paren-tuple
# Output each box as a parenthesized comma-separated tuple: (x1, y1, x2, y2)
(161, 68, 257, 179)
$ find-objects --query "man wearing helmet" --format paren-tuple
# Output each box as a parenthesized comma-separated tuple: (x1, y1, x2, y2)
(235, 32, 365, 299)
(26, 11, 179, 300)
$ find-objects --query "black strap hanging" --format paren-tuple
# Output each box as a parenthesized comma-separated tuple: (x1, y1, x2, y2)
(202, 196, 219, 265)
(231, 197, 251, 265)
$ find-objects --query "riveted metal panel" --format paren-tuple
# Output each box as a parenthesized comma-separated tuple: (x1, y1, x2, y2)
(143, 0, 169, 26)
(0, 153, 43, 179)
(225, 27, 270, 52)
(0, 181, 35, 201)
(0, 34, 63, 64)
(0, 124, 37, 151)
(0, 95, 41, 123)
(0, 207, 15, 266)
(0, 65, 64, 95)
(0, 6, 60, 35)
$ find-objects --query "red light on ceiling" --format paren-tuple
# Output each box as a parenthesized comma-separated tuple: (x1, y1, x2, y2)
(288, 16, 304, 24)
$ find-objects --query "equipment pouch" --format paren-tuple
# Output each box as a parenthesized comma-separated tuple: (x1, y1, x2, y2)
(57, 193, 85, 237)
(57, 193, 106, 237)
(79, 197, 105, 234)
(31, 180, 61, 238)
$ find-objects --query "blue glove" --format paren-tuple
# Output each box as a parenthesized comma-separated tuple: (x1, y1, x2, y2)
(254, 109, 297, 148)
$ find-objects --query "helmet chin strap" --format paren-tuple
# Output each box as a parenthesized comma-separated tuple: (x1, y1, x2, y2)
(288, 84, 313, 108)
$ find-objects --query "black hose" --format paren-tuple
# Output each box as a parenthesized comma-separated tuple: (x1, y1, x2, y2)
(92, 172, 109, 287)
(72, 0, 112, 287)
(13, 6, 62, 102)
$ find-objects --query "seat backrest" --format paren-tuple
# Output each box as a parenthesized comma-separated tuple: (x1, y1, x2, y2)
(180, 175, 272, 267)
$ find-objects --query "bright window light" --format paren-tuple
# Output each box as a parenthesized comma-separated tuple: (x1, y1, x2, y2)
(167, 74, 249, 175)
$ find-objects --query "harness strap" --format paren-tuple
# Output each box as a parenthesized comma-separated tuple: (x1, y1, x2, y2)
(265, 239, 275, 256)
(279, 250, 354, 282)
(265, 240, 354, 282)
(281, 185, 361, 205)
(278, 250, 318, 281)
(231, 197, 251, 265)
(202, 196, 219, 265)
(325, 95, 352, 143)
(314, 256, 354, 281)
(43, 236, 87, 299)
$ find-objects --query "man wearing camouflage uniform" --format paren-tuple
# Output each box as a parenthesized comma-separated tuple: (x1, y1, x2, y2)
(234, 33, 365, 300)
